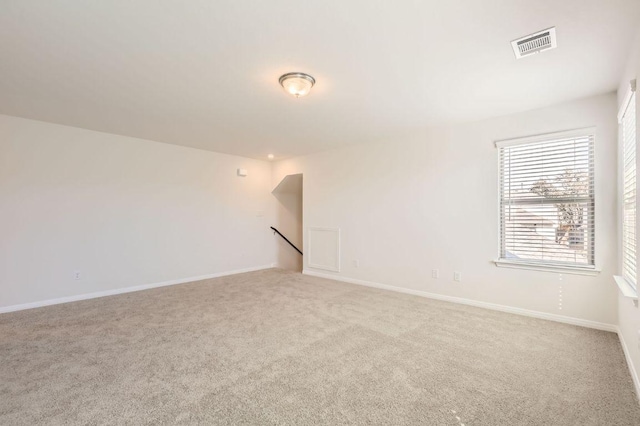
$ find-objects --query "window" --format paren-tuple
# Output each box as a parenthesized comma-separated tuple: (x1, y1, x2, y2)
(621, 87, 637, 289)
(497, 129, 595, 271)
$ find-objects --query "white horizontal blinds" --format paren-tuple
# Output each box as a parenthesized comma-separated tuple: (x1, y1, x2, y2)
(622, 92, 636, 288)
(499, 134, 595, 267)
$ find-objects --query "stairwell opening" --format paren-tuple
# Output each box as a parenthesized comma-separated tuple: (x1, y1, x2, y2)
(272, 173, 303, 272)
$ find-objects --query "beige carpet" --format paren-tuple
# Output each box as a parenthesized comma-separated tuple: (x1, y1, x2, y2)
(1, 268, 639, 425)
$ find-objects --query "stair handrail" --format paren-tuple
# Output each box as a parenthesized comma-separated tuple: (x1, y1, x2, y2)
(270, 226, 303, 255)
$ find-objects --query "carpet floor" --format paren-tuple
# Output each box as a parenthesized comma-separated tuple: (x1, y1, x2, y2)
(1, 268, 639, 425)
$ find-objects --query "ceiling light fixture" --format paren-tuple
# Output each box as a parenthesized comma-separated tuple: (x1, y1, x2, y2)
(279, 72, 315, 98)
(267, 154, 274, 160)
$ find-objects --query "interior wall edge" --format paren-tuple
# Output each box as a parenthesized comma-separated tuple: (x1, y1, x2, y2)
(0, 264, 276, 315)
(302, 269, 617, 333)
(618, 327, 640, 403)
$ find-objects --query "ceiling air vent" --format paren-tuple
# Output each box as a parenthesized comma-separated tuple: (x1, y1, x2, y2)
(511, 27, 557, 59)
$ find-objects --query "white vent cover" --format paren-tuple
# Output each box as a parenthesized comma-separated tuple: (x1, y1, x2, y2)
(511, 27, 557, 59)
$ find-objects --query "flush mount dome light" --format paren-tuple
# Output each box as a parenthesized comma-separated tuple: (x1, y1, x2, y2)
(279, 72, 315, 98)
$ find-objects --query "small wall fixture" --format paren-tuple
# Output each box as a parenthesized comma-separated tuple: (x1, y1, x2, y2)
(279, 72, 315, 98)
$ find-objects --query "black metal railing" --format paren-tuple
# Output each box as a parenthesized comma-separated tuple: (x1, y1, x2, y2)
(270, 226, 303, 255)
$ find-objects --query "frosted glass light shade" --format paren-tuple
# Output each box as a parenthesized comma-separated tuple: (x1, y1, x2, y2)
(279, 72, 315, 98)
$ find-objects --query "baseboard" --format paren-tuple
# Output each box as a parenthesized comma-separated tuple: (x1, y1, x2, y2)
(617, 327, 640, 403)
(302, 269, 617, 332)
(0, 264, 275, 314)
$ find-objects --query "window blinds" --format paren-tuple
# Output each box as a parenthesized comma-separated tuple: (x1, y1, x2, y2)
(622, 92, 636, 287)
(498, 132, 595, 268)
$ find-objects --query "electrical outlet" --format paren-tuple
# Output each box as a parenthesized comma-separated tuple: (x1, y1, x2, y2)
(454, 271, 461, 282)
(432, 269, 439, 279)
(74, 270, 82, 280)
(353, 259, 359, 268)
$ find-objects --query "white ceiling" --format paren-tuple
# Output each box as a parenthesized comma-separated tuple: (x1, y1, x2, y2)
(1, 1, 639, 160)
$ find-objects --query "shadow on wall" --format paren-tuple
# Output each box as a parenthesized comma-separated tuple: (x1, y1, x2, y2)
(272, 174, 303, 272)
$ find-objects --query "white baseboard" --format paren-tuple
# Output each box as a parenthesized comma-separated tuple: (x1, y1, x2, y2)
(302, 269, 617, 332)
(0, 264, 275, 314)
(617, 327, 640, 403)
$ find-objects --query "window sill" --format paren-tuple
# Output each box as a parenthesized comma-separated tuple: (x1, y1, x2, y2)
(613, 276, 638, 306)
(493, 259, 600, 276)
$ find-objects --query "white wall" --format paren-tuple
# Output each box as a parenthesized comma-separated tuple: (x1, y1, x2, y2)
(0, 114, 276, 310)
(273, 92, 619, 327)
(617, 29, 640, 397)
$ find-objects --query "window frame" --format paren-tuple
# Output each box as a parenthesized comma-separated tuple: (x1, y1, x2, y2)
(493, 128, 599, 276)
(617, 80, 637, 293)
